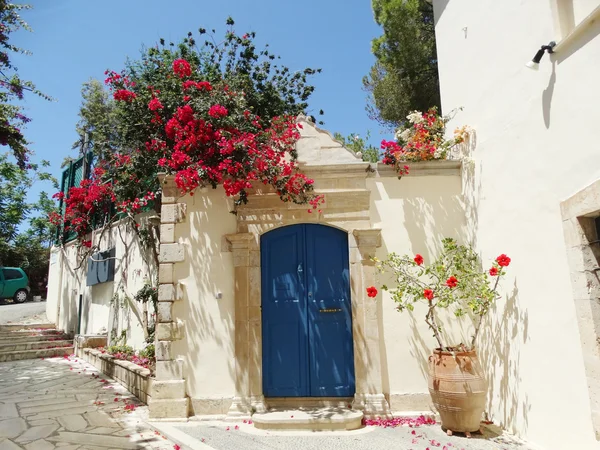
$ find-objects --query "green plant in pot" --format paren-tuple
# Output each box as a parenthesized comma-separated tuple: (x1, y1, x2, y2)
(369, 238, 511, 436)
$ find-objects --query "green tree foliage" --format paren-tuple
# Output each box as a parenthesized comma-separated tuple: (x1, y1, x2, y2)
(333, 131, 380, 163)
(364, 0, 440, 128)
(0, 153, 58, 295)
(72, 79, 118, 156)
(0, 2, 52, 168)
(72, 18, 321, 207)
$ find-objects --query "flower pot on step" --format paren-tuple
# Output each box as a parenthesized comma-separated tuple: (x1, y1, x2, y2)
(428, 348, 487, 433)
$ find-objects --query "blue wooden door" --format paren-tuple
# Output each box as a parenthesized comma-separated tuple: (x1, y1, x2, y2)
(261, 224, 355, 397)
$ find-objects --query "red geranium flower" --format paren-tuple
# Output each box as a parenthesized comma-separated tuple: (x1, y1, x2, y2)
(366, 286, 378, 298)
(489, 267, 498, 276)
(446, 276, 458, 288)
(423, 289, 434, 301)
(414, 254, 424, 265)
(496, 254, 511, 267)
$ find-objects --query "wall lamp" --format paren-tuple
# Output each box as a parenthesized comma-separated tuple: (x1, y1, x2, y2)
(525, 41, 556, 70)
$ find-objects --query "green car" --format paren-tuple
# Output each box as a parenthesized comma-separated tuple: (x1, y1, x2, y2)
(0, 267, 30, 303)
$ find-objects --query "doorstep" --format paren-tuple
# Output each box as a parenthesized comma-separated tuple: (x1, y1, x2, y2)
(252, 406, 363, 431)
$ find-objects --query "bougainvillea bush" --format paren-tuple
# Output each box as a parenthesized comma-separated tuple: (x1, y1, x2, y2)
(370, 238, 510, 351)
(52, 17, 321, 245)
(380, 107, 470, 176)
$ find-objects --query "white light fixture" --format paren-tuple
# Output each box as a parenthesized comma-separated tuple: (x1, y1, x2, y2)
(526, 41, 556, 70)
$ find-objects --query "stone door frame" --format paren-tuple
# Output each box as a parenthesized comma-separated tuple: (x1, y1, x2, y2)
(561, 178, 600, 439)
(225, 224, 391, 419)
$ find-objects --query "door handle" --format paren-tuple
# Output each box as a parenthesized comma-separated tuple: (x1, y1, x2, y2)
(297, 264, 303, 274)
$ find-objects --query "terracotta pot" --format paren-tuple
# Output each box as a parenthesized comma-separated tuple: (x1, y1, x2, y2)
(428, 348, 487, 433)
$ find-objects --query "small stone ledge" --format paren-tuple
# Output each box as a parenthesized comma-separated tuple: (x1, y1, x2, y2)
(81, 348, 153, 404)
(373, 160, 462, 177)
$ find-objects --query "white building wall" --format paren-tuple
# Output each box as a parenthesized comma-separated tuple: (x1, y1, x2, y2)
(434, 1, 600, 448)
(368, 173, 469, 406)
(46, 215, 155, 350)
(171, 187, 238, 409)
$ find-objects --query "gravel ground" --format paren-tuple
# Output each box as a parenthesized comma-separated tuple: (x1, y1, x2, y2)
(172, 420, 540, 450)
(0, 301, 48, 324)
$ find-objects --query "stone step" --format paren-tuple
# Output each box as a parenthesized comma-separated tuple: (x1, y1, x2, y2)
(0, 346, 74, 362)
(266, 397, 353, 409)
(0, 334, 71, 344)
(0, 323, 55, 332)
(0, 329, 62, 338)
(0, 340, 73, 352)
(252, 407, 363, 431)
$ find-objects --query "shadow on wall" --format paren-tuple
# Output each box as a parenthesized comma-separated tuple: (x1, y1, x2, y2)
(478, 279, 530, 435)
(370, 173, 470, 398)
(172, 191, 236, 401)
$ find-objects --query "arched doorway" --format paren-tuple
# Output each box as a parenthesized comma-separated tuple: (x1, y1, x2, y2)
(260, 224, 355, 397)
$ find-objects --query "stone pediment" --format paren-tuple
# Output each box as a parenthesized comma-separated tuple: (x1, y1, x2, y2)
(296, 115, 363, 165)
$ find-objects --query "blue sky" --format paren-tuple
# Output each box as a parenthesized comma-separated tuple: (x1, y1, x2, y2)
(12, 0, 389, 202)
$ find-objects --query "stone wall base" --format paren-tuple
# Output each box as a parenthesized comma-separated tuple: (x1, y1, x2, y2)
(387, 393, 435, 414)
(189, 397, 234, 417)
(80, 348, 152, 404)
(352, 393, 392, 419)
(149, 397, 190, 419)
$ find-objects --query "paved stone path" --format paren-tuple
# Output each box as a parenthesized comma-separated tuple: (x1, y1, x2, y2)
(165, 420, 541, 450)
(0, 356, 177, 450)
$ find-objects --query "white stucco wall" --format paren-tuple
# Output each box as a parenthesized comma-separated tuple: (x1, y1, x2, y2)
(369, 174, 470, 404)
(46, 216, 154, 350)
(434, 1, 600, 448)
(171, 187, 237, 403)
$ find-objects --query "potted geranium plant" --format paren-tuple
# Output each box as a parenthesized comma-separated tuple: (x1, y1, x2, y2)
(368, 238, 510, 436)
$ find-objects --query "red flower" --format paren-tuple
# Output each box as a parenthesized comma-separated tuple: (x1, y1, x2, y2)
(208, 104, 228, 118)
(489, 267, 498, 276)
(414, 254, 424, 265)
(366, 286, 378, 298)
(148, 98, 163, 111)
(446, 276, 458, 288)
(113, 89, 136, 102)
(423, 289, 434, 301)
(172, 59, 192, 78)
(496, 254, 511, 267)
(82, 240, 92, 248)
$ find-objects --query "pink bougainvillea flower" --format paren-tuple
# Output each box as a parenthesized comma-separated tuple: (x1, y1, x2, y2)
(208, 104, 228, 118)
(148, 98, 163, 111)
(113, 89, 136, 102)
(172, 59, 192, 78)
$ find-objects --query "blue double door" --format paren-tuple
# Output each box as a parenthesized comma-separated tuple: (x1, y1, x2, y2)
(261, 224, 355, 397)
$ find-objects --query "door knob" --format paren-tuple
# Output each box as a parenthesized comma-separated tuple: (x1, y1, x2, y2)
(297, 264, 303, 274)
